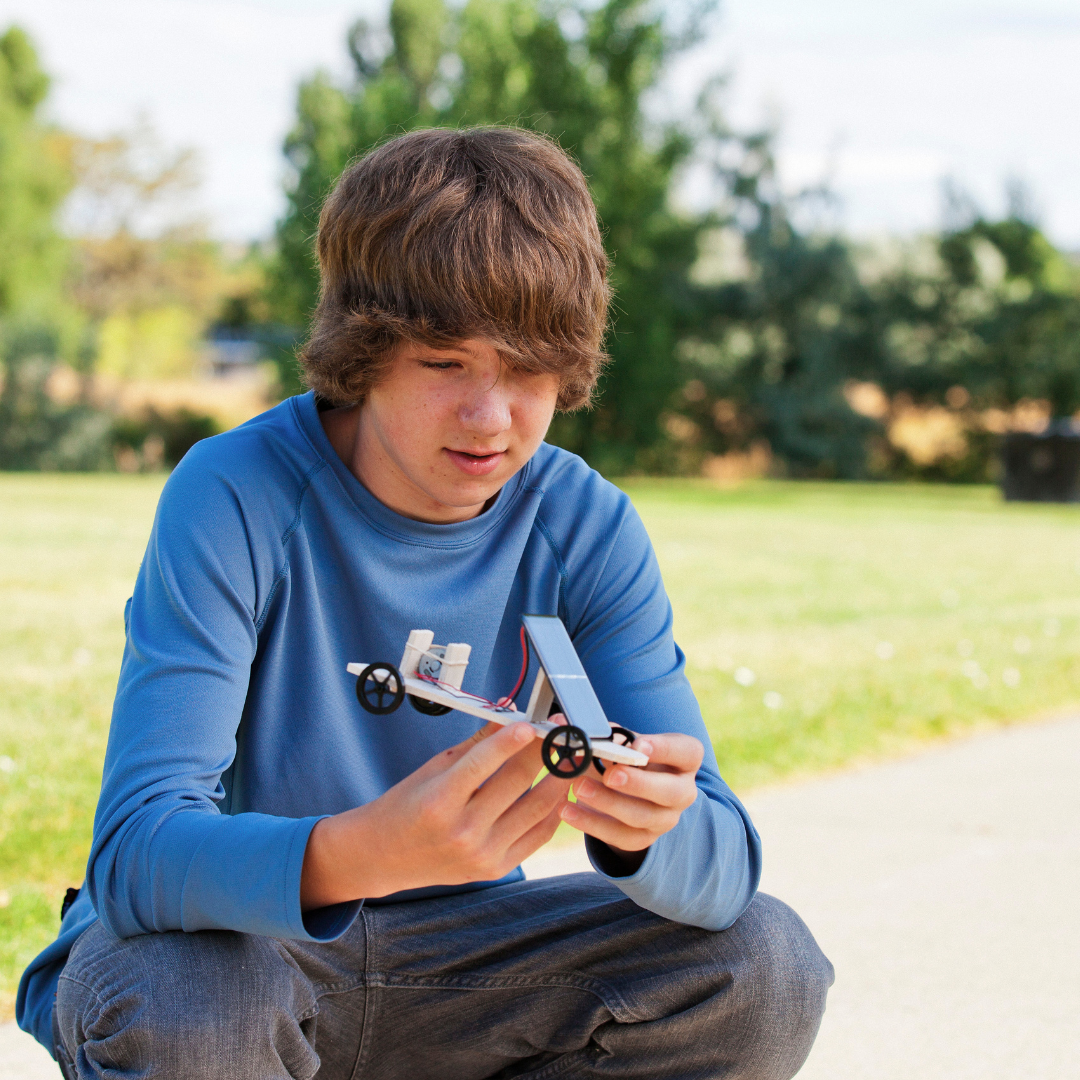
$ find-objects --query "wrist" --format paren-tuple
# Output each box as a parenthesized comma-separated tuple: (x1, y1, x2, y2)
(586, 835, 648, 877)
(300, 805, 407, 909)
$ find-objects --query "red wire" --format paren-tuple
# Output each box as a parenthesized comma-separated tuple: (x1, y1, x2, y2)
(416, 626, 530, 712)
(416, 671, 506, 709)
(499, 626, 529, 707)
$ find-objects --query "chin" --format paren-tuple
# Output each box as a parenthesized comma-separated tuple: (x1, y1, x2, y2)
(430, 477, 504, 510)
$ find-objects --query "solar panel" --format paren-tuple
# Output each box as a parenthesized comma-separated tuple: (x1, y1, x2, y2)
(522, 615, 613, 738)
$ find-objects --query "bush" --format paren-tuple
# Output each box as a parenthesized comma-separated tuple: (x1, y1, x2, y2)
(0, 327, 113, 471)
(110, 407, 220, 470)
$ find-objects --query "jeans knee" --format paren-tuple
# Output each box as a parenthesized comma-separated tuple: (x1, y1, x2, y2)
(57, 922, 320, 1079)
(724, 893, 834, 1077)
(741, 893, 833, 1018)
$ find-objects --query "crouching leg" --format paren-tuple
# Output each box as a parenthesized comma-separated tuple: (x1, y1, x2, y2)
(55, 921, 322, 1080)
(589, 891, 834, 1079)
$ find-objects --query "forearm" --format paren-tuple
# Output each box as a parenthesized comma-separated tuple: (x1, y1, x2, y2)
(89, 805, 358, 941)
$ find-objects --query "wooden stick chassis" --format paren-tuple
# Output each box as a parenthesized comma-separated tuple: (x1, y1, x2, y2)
(346, 658, 648, 769)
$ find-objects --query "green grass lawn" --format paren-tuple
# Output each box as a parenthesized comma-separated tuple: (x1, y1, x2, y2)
(624, 479, 1080, 786)
(2, 473, 1080, 1016)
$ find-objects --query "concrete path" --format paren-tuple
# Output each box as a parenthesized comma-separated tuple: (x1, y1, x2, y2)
(4, 715, 1077, 1078)
(0, 1018, 54, 1079)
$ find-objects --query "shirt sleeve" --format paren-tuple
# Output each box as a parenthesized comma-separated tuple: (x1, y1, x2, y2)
(86, 447, 360, 942)
(557, 491, 762, 930)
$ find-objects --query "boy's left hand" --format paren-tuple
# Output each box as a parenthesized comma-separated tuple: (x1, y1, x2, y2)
(558, 730, 704, 874)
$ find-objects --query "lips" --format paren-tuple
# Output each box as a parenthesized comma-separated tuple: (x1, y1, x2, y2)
(444, 448, 507, 476)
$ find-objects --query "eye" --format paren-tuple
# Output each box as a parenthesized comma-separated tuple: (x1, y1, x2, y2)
(419, 360, 460, 371)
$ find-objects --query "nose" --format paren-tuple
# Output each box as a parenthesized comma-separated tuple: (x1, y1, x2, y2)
(458, 381, 512, 437)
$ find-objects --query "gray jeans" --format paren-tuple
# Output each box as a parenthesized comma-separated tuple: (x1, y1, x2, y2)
(54, 874, 833, 1079)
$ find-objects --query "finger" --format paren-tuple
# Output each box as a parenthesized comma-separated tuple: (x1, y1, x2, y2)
(471, 736, 550, 818)
(446, 721, 537, 796)
(591, 765, 697, 810)
(503, 803, 566, 867)
(632, 733, 704, 774)
(414, 721, 503, 779)
(571, 776, 683, 832)
(559, 800, 655, 852)
(491, 774, 570, 852)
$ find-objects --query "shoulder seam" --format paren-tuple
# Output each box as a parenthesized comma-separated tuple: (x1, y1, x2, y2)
(532, 515, 569, 624)
(576, 508, 631, 625)
(282, 460, 327, 547)
(254, 459, 326, 632)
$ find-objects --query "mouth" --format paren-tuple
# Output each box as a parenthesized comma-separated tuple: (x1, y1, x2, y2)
(444, 448, 507, 477)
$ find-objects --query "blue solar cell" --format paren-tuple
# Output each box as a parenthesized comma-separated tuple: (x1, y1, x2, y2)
(522, 615, 612, 738)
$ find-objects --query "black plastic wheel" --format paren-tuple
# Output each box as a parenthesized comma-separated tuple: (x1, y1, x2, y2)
(409, 694, 452, 716)
(356, 663, 405, 714)
(592, 726, 637, 775)
(541, 724, 592, 778)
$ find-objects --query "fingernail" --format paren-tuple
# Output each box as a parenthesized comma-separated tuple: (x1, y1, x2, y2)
(561, 804, 578, 822)
(637, 740, 653, 756)
(607, 770, 627, 788)
(576, 778, 597, 798)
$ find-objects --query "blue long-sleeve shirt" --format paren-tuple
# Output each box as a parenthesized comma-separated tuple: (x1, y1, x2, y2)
(18, 391, 761, 1049)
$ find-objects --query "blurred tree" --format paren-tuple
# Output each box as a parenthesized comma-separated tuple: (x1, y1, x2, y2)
(0, 325, 114, 470)
(0, 26, 113, 469)
(858, 188, 1080, 480)
(66, 123, 225, 381)
(876, 193, 1080, 416)
(0, 26, 73, 326)
(674, 111, 885, 478)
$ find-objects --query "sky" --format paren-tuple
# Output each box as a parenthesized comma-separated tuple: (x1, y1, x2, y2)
(5, 0, 1080, 246)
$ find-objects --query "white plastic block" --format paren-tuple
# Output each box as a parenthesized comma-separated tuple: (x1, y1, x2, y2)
(439, 642, 472, 689)
(399, 629, 435, 678)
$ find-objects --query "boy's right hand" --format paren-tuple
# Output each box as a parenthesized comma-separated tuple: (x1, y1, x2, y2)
(300, 722, 570, 910)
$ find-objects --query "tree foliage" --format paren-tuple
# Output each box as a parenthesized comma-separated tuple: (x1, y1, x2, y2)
(873, 196, 1080, 417)
(0, 26, 73, 325)
(672, 116, 886, 478)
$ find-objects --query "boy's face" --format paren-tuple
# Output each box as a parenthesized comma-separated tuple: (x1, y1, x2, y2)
(332, 338, 560, 523)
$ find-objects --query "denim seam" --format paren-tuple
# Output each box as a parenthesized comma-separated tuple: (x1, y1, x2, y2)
(347, 907, 374, 1080)
(311, 977, 366, 996)
(512, 1045, 604, 1079)
(366, 973, 638, 1023)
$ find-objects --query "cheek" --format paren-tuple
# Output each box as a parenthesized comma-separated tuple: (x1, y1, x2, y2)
(517, 388, 559, 441)
(385, 386, 454, 439)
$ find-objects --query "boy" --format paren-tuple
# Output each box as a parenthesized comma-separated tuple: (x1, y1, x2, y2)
(20, 127, 832, 1078)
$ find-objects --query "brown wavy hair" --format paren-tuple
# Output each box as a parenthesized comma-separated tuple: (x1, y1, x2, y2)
(299, 127, 611, 411)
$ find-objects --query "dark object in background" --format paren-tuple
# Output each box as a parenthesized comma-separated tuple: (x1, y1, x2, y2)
(60, 887, 80, 922)
(110, 407, 220, 470)
(1001, 423, 1080, 502)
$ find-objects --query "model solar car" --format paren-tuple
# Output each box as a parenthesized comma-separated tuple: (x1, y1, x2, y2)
(348, 614, 649, 778)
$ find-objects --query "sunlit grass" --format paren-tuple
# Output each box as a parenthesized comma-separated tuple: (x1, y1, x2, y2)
(623, 479, 1080, 788)
(3, 474, 1080, 1015)
(0, 474, 165, 1019)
